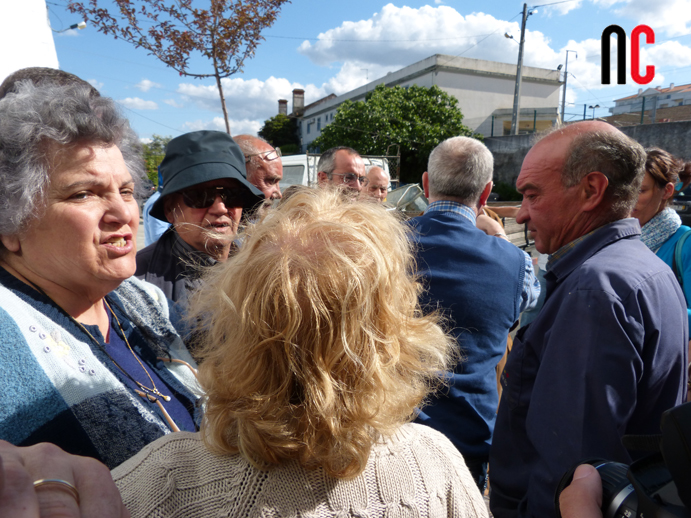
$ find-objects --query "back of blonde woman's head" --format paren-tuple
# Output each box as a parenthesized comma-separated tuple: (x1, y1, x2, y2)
(189, 188, 455, 478)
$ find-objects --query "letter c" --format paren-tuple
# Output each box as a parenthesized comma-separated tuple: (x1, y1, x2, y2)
(631, 25, 655, 85)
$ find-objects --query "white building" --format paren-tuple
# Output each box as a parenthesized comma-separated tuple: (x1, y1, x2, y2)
(284, 54, 562, 151)
(0, 0, 59, 84)
(609, 83, 691, 115)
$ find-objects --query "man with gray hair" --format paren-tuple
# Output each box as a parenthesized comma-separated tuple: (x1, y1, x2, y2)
(360, 165, 390, 202)
(317, 146, 366, 198)
(234, 134, 283, 201)
(490, 121, 687, 518)
(409, 136, 540, 491)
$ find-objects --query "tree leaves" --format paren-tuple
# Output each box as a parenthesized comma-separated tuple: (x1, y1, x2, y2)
(68, 0, 290, 134)
(311, 85, 477, 184)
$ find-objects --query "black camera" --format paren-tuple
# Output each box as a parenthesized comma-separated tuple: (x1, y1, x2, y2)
(555, 402, 691, 518)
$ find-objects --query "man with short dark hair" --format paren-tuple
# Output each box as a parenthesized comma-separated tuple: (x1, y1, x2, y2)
(136, 131, 263, 304)
(409, 136, 539, 491)
(490, 121, 688, 518)
(234, 134, 283, 201)
(317, 146, 366, 198)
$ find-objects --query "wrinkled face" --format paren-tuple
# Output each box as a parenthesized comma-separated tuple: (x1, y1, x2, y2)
(247, 143, 283, 200)
(632, 172, 673, 227)
(8, 144, 139, 296)
(165, 179, 243, 257)
(327, 151, 366, 195)
(515, 136, 584, 254)
(361, 167, 389, 202)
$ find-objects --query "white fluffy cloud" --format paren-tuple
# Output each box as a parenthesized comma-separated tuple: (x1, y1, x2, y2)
(118, 97, 158, 110)
(176, 76, 329, 122)
(135, 79, 161, 92)
(298, 4, 526, 69)
(163, 99, 183, 108)
(614, 0, 691, 37)
(87, 79, 104, 91)
(182, 117, 262, 136)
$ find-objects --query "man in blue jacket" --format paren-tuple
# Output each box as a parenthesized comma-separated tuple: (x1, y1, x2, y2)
(489, 121, 688, 518)
(409, 136, 540, 490)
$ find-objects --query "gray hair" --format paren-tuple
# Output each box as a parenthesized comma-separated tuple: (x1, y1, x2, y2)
(0, 81, 144, 242)
(317, 146, 360, 177)
(562, 131, 645, 219)
(427, 137, 493, 205)
(234, 134, 270, 180)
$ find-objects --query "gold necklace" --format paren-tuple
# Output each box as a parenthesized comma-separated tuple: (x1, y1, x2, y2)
(74, 300, 171, 402)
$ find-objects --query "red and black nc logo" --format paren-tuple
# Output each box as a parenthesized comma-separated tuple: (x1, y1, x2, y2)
(601, 25, 655, 85)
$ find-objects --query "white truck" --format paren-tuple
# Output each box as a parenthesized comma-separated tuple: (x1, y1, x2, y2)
(280, 154, 392, 188)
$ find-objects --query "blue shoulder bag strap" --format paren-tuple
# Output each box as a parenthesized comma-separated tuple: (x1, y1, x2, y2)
(672, 229, 691, 305)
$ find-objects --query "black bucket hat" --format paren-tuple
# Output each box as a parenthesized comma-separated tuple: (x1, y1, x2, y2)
(150, 131, 264, 221)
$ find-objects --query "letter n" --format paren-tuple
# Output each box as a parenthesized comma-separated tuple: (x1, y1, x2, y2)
(601, 25, 626, 84)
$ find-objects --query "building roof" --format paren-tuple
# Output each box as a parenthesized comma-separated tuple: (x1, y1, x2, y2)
(615, 82, 691, 102)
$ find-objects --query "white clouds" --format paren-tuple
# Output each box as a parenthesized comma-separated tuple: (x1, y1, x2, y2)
(182, 117, 262, 136)
(543, 0, 583, 16)
(176, 76, 329, 122)
(614, 0, 691, 37)
(163, 99, 184, 108)
(298, 4, 524, 69)
(135, 79, 161, 92)
(87, 79, 104, 91)
(118, 97, 158, 110)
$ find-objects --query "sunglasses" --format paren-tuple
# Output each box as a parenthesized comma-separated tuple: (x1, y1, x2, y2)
(180, 186, 246, 209)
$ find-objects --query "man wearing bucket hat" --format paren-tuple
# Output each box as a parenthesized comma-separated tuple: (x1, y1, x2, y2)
(136, 131, 264, 304)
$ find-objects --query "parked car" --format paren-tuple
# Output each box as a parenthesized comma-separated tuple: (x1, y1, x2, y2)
(672, 185, 691, 227)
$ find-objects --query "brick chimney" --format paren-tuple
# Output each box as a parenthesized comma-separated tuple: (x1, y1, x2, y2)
(670, 83, 675, 89)
(292, 89, 305, 115)
(278, 99, 288, 115)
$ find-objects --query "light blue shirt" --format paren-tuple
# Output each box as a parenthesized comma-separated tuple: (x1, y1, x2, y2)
(143, 192, 170, 246)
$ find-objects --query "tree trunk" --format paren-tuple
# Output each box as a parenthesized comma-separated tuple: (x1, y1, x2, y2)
(215, 72, 231, 135)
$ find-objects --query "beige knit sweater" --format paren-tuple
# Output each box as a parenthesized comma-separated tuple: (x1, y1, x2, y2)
(112, 423, 488, 518)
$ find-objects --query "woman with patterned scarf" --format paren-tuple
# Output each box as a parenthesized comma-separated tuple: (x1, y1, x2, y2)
(632, 148, 691, 397)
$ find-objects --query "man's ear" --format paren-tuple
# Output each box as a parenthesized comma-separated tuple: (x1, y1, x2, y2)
(0, 234, 20, 253)
(163, 195, 178, 225)
(581, 171, 609, 212)
(317, 171, 328, 185)
(422, 171, 430, 198)
(478, 181, 494, 208)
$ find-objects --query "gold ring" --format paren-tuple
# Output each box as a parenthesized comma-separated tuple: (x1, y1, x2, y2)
(33, 478, 80, 505)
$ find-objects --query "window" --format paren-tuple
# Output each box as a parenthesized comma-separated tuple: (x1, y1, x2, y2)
(317, 117, 321, 131)
(307, 123, 311, 134)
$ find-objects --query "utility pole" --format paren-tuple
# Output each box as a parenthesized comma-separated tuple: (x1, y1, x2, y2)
(510, 4, 529, 135)
(560, 50, 577, 124)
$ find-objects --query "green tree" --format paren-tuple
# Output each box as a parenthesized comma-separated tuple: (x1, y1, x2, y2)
(68, 0, 290, 134)
(142, 134, 172, 185)
(311, 84, 476, 184)
(258, 114, 300, 153)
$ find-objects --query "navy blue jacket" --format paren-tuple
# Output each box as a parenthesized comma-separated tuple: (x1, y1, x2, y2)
(490, 219, 688, 518)
(409, 206, 526, 461)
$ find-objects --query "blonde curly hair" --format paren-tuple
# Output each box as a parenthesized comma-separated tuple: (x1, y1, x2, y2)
(188, 187, 455, 478)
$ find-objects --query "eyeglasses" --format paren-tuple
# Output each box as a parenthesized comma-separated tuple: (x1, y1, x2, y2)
(245, 148, 281, 163)
(180, 186, 246, 209)
(331, 172, 367, 184)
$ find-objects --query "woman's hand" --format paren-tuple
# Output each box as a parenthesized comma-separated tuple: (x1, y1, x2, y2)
(0, 441, 130, 518)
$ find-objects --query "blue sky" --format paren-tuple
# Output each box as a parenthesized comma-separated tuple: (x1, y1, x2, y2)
(41, 0, 691, 141)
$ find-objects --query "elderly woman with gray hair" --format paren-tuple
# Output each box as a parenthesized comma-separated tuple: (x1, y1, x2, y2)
(0, 80, 200, 470)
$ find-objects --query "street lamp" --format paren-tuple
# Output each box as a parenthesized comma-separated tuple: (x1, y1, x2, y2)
(560, 50, 577, 124)
(53, 20, 87, 33)
(588, 104, 600, 119)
